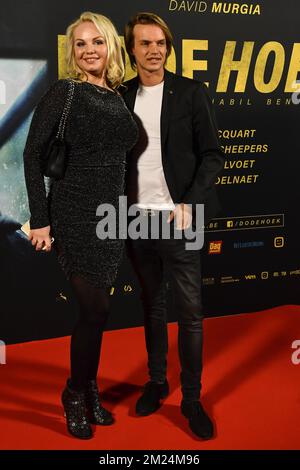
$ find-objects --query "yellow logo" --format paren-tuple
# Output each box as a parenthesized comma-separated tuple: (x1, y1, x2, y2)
(209, 241, 222, 254)
(124, 285, 133, 293)
(274, 237, 284, 248)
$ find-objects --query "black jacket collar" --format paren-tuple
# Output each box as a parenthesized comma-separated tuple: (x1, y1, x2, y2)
(123, 69, 175, 108)
(123, 69, 176, 149)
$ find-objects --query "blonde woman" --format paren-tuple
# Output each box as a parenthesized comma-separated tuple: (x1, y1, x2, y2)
(23, 12, 137, 439)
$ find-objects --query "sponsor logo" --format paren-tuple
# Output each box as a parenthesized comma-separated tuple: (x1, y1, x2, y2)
(208, 240, 223, 254)
(203, 277, 216, 285)
(233, 241, 264, 249)
(221, 276, 240, 284)
(123, 285, 133, 293)
(274, 236, 284, 248)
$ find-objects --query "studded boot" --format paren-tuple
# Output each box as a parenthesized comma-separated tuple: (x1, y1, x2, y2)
(61, 379, 93, 439)
(85, 379, 114, 425)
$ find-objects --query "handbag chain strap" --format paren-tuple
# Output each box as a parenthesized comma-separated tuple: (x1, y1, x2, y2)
(56, 79, 75, 140)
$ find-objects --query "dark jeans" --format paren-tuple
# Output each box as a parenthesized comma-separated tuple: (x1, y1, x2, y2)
(127, 212, 204, 402)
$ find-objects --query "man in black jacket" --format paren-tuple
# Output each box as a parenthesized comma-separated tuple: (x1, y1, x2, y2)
(122, 12, 224, 439)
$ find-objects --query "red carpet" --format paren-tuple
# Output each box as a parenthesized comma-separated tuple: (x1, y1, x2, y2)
(0, 305, 300, 450)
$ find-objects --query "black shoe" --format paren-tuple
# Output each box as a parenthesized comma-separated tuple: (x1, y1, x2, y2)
(181, 400, 214, 439)
(85, 379, 114, 425)
(136, 380, 169, 416)
(61, 380, 93, 439)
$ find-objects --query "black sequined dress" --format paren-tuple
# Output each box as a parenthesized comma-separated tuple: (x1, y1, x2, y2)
(23, 79, 138, 288)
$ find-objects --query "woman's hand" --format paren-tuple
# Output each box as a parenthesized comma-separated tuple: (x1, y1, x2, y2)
(29, 225, 52, 252)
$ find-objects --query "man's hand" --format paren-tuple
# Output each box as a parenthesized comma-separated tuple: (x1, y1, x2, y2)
(29, 225, 52, 252)
(167, 203, 193, 230)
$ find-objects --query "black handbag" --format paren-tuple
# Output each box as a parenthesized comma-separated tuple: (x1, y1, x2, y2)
(41, 79, 75, 180)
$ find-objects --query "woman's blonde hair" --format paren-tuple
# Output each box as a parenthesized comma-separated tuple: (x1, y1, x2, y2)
(65, 11, 124, 89)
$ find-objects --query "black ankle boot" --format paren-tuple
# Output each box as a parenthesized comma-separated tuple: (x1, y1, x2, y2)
(181, 400, 214, 440)
(61, 380, 93, 439)
(85, 379, 114, 425)
(136, 380, 169, 416)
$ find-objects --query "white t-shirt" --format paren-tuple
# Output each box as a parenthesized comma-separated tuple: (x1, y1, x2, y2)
(133, 81, 175, 210)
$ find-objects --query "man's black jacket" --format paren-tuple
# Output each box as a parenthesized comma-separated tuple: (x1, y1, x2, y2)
(121, 69, 225, 223)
